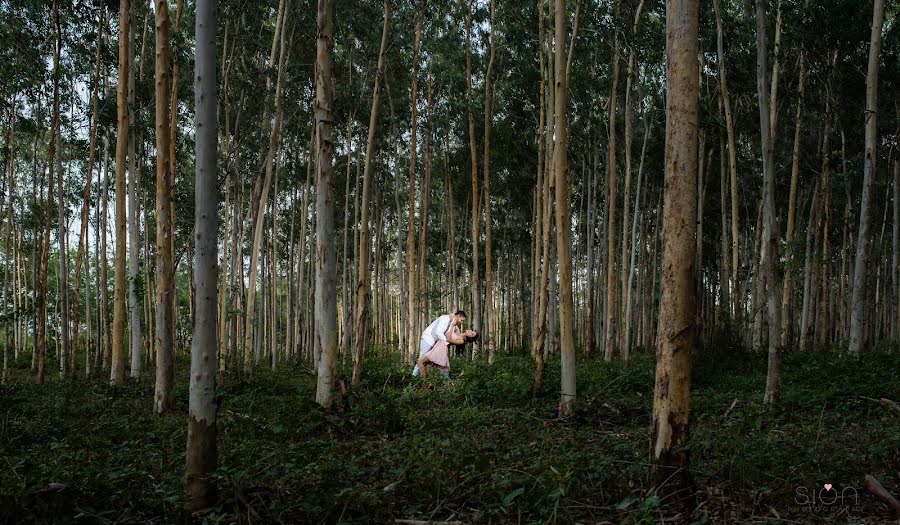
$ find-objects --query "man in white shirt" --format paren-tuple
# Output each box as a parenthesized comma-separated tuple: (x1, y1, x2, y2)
(412, 310, 467, 377)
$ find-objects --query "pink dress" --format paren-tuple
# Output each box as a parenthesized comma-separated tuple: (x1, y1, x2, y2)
(426, 340, 450, 370)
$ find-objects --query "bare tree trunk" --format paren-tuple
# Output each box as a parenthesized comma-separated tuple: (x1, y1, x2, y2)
(51, 2, 70, 382)
(242, 0, 290, 374)
(713, 0, 740, 327)
(624, 119, 649, 358)
(892, 160, 899, 340)
(186, 0, 218, 506)
(554, 0, 576, 417)
(779, 53, 805, 347)
(483, 0, 496, 362)
(464, 0, 481, 344)
(848, 0, 885, 355)
(127, 0, 142, 378)
(619, 0, 643, 358)
(69, 6, 106, 380)
(604, 9, 621, 362)
(649, 0, 698, 489)
(404, 2, 423, 365)
(314, 0, 337, 408)
(110, 0, 129, 386)
(757, 0, 781, 405)
(351, 0, 390, 387)
(153, 0, 175, 412)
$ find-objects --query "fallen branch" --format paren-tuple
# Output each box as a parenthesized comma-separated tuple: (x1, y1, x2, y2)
(861, 397, 900, 416)
(864, 474, 900, 514)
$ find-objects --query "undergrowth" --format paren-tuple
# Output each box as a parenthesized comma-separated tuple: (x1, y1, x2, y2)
(1, 341, 898, 523)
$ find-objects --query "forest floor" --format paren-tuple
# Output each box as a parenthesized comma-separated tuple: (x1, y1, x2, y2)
(1, 336, 899, 524)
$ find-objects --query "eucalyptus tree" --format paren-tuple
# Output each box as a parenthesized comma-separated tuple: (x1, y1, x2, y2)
(649, 0, 699, 490)
(186, 0, 218, 507)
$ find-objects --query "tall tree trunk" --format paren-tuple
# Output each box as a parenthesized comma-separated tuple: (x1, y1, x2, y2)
(713, 0, 740, 327)
(848, 0, 885, 355)
(110, 0, 129, 386)
(127, 0, 142, 379)
(531, 0, 547, 387)
(314, 0, 337, 408)
(186, 0, 218, 506)
(649, 0, 698, 488)
(779, 53, 805, 347)
(71, 5, 106, 381)
(465, 0, 481, 342)
(892, 160, 899, 340)
(604, 9, 621, 362)
(619, 0, 644, 359)
(555, 0, 576, 417)
(154, 0, 175, 412)
(242, 0, 290, 374)
(404, 2, 423, 365)
(624, 119, 649, 358)
(483, 0, 497, 361)
(351, 0, 390, 388)
(52, 2, 70, 381)
(757, 0, 781, 405)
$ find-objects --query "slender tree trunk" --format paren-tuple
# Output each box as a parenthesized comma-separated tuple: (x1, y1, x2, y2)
(649, 0, 698, 488)
(465, 0, 481, 343)
(52, 2, 70, 381)
(554, 0, 576, 416)
(619, 0, 644, 358)
(351, 0, 390, 388)
(110, 0, 129, 386)
(153, 0, 175, 411)
(314, 0, 337, 408)
(483, 0, 496, 361)
(848, 0, 885, 355)
(404, 3, 423, 365)
(127, 0, 142, 378)
(757, 0, 781, 405)
(186, 0, 218, 506)
(713, 0, 740, 327)
(604, 11, 621, 362)
(242, 0, 290, 374)
(624, 119, 649, 358)
(780, 53, 805, 347)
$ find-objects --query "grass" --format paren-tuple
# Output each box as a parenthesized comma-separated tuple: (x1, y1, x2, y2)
(1, 340, 899, 524)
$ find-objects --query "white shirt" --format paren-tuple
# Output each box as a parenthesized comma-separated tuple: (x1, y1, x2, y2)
(421, 314, 452, 347)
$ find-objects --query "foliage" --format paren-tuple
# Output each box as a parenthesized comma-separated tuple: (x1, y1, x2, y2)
(1, 342, 898, 523)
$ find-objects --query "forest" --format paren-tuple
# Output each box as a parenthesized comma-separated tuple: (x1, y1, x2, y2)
(1, 0, 899, 522)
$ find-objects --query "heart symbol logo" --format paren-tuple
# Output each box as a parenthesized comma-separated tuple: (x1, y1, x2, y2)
(824, 484, 833, 491)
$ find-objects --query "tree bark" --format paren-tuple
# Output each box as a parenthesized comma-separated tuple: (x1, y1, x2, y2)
(351, 0, 390, 388)
(242, 0, 290, 374)
(110, 0, 129, 386)
(713, 0, 740, 326)
(464, 0, 481, 342)
(604, 8, 621, 362)
(314, 0, 338, 409)
(404, 2, 423, 365)
(154, 0, 175, 412)
(554, 0, 576, 417)
(757, 0, 781, 405)
(186, 0, 218, 507)
(483, 0, 496, 362)
(848, 0, 885, 355)
(779, 53, 805, 347)
(127, 0, 142, 379)
(649, 0, 698, 488)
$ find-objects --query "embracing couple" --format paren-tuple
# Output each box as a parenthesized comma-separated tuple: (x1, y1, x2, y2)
(412, 310, 478, 378)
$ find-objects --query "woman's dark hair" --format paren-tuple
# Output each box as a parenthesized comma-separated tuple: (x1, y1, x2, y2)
(464, 331, 479, 344)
